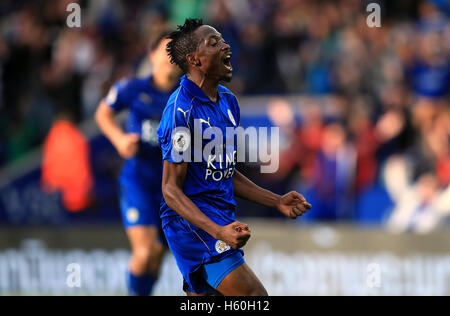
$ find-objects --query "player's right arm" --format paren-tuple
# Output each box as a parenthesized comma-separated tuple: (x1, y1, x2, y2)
(161, 160, 250, 249)
(94, 81, 140, 159)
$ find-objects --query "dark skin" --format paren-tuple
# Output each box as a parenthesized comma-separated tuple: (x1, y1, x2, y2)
(162, 25, 312, 296)
(185, 25, 233, 102)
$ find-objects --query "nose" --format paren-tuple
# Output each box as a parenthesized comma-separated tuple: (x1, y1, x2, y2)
(222, 42, 230, 51)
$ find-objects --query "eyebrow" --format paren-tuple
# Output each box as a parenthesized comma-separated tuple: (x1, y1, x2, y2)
(207, 33, 222, 41)
(198, 32, 222, 47)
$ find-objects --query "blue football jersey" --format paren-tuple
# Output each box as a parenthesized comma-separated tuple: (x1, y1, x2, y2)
(104, 75, 175, 188)
(157, 76, 240, 227)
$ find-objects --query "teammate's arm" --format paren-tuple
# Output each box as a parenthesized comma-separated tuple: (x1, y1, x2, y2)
(162, 161, 251, 249)
(233, 169, 311, 219)
(95, 100, 140, 159)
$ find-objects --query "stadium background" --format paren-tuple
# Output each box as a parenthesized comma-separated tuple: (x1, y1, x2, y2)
(0, 0, 449, 295)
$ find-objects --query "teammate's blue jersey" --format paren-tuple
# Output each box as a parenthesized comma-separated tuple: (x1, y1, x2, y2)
(105, 75, 175, 188)
(157, 76, 240, 227)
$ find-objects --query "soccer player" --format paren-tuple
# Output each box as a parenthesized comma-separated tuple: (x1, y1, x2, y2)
(157, 19, 312, 296)
(95, 33, 180, 296)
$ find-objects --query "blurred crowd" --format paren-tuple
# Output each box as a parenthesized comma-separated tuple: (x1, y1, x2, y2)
(0, 0, 449, 230)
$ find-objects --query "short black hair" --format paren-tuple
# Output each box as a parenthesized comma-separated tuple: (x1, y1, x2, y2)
(166, 18, 204, 73)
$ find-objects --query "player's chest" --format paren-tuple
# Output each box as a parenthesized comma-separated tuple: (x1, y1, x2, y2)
(190, 104, 238, 164)
(191, 103, 237, 133)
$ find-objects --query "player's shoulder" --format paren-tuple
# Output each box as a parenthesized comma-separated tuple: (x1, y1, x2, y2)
(105, 76, 152, 108)
(113, 76, 150, 92)
(106, 77, 134, 102)
(218, 85, 239, 112)
(124, 77, 150, 89)
(161, 86, 185, 116)
(168, 85, 195, 112)
(218, 84, 237, 100)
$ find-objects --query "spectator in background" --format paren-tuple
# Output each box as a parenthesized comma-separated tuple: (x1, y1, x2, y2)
(348, 100, 379, 192)
(278, 105, 357, 221)
(385, 107, 450, 233)
(303, 122, 356, 221)
(406, 0, 450, 133)
(1, 6, 51, 164)
(277, 101, 324, 185)
(41, 106, 94, 212)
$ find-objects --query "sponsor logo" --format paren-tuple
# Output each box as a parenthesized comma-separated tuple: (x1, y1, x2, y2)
(141, 119, 159, 145)
(199, 117, 212, 128)
(170, 121, 280, 173)
(177, 107, 189, 119)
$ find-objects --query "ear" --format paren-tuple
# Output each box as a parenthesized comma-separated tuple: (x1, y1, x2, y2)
(186, 52, 201, 68)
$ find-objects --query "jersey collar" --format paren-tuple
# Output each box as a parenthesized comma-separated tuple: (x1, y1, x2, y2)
(180, 75, 220, 104)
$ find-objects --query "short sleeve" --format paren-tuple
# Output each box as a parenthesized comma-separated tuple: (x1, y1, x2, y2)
(104, 79, 132, 112)
(157, 92, 193, 163)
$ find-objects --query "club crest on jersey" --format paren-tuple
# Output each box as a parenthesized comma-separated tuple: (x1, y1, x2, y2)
(172, 130, 190, 152)
(227, 109, 236, 126)
(126, 208, 139, 224)
(215, 240, 230, 254)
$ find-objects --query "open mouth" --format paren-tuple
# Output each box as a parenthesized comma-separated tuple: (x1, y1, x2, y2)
(223, 52, 233, 72)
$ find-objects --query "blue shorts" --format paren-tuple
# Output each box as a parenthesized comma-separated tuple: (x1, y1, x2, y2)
(163, 216, 245, 294)
(119, 181, 166, 243)
(201, 251, 245, 290)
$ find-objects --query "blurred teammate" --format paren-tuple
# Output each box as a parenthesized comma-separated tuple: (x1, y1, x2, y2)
(95, 33, 180, 296)
(158, 19, 312, 296)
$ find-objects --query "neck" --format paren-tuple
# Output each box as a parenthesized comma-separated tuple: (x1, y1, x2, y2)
(152, 69, 176, 92)
(187, 72, 219, 102)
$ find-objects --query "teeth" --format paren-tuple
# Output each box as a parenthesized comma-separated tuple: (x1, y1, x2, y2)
(223, 53, 232, 71)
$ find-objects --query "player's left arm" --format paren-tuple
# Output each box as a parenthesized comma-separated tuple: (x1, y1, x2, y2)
(233, 169, 312, 219)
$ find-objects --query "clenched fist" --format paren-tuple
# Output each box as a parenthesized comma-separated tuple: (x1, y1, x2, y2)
(216, 221, 251, 249)
(277, 191, 312, 219)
